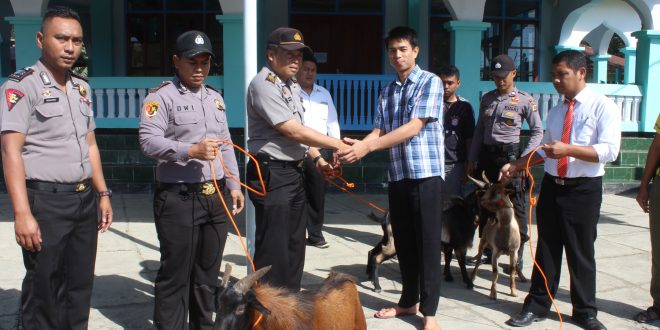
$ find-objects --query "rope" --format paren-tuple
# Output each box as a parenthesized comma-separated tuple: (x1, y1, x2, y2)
(321, 166, 386, 214)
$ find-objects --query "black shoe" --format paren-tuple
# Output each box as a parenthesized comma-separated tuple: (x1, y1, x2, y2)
(506, 311, 546, 327)
(307, 239, 329, 249)
(572, 316, 607, 330)
(466, 254, 491, 266)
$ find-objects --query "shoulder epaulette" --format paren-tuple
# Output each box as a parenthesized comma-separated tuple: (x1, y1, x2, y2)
(8, 67, 34, 82)
(69, 70, 89, 82)
(517, 90, 529, 96)
(149, 81, 171, 93)
(266, 73, 277, 84)
(205, 84, 220, 93)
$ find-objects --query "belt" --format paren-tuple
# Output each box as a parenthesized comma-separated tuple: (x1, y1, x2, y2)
(256, 154, 303, 168)
(546, 174, 600, 186)
(26, 180, 91, 193)
(157, 179, 225, 196)
(483, 143, 519, 154)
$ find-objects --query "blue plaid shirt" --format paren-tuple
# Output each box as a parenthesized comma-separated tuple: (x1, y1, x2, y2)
(374, 65, 445, 182)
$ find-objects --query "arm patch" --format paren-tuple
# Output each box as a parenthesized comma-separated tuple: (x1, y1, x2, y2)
(8, 68, 34, 82)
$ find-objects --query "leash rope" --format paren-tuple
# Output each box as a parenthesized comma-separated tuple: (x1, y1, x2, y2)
(321, 166, 386, 214)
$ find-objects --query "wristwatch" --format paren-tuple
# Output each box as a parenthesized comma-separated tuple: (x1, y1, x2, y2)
(313, 155, 322, 164)
(98, 190, 113, 198)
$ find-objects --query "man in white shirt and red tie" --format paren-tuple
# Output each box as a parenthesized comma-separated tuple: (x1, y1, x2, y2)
(297, 53, 341, 248)
(500, 50, 620, 330)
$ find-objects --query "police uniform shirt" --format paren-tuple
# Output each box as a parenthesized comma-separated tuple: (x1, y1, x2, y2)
(0, 60, 94, 183)
(300, 84, 340, 139)
(247, 65, 307, 161)
(139, 77, 240, 190)
(443, 95, 475, 163)
(537, 86, 621, 178)
(468, 88, 543, 161)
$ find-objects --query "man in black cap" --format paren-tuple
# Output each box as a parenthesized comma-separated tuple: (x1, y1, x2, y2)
(246, 27, 347, 291)
(140, 30, 244, 329)
(466, 54, 543, 271)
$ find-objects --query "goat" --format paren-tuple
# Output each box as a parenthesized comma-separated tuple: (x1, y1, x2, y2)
(441, 195, 479, 289)
(213, 264, 367, 330)
(365, 211, 395, 292)
(468, 173, 527, 300)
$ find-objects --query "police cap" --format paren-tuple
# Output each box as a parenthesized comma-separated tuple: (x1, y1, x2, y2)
(491, 54, 515, 78)
(176, 30, 214, 58)
(267, 27, 313, 54)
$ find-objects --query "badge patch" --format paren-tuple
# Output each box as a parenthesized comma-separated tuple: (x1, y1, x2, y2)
(144, 101, 160, 118)
(215, 99, 225, 111)
(42, 89, 51, 97)
(266, 73, 277, 84)
(509, 96, 519, 106)
(78, 85, 87, 97)
(40, 71, 51, 85)
(530, 98, 537, 112)
(451, 117, 459, 126)
(6, 89, 25, 111)
(80, 97, 92, 106)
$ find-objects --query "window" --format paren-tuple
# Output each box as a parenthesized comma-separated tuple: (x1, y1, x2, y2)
(126, 0, 223, 76)
(428, 0, 451, 75)
(481, 0, 540, 81)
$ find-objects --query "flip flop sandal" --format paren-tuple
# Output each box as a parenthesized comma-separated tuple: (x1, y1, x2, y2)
(635, 306, 660, 323)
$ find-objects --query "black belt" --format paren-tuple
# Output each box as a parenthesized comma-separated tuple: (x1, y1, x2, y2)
(157, 179, 225, 196)
(483, 143, 519, 154)
(546, 174, 600, 186)
(256, 154, 303, 168)
(26, 180, 91, 193)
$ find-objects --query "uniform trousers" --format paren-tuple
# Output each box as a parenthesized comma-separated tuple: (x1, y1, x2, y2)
(389, 176, 443, 316)
(523, 175, 602, 319)
(302, 152, 329, 243)
(247, 158, 307, 292)
(152, 184, 229, 330)
(22, 186, 97, 330)
(650, 176, 660, 308)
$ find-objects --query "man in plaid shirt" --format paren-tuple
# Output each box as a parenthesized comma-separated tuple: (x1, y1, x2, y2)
(339, 26, 444, 330)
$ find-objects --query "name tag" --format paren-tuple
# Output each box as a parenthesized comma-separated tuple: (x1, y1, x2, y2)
(43, 97, 59, 103)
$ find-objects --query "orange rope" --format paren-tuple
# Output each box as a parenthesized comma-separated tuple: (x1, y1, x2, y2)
(523, 146, 562, 329)
(209, 141, 265, 328)
(321, 166, 386, 214)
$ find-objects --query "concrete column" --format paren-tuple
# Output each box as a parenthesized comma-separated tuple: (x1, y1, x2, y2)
(4, 16, 41, 69)
(620, 46, 636, 84)
(592, 54, 610, 83)
(90, 0, 113, 76)
(216, 14, 244, 128)
(632, 30, 660, 132)
(444, 20, 489, 112)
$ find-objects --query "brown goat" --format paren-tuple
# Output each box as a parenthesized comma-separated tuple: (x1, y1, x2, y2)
(213, 264, 367, 330)
(468, 172, 527, 300)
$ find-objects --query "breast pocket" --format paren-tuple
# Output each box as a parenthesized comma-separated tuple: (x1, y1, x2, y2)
(497, 109, 519, 132)
(33, 103, 70, 140)
(173, 111, 202, 142)
(76, 102, 94, 135)
(572, 113, 597, 145)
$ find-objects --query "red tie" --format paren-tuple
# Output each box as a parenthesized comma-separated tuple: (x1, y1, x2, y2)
(557, 99, 575, 178)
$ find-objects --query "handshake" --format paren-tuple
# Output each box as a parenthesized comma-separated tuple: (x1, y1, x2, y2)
(333, 137, 372, 164)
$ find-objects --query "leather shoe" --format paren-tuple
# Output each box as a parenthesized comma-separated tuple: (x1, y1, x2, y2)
(572, 316, 607, 330)
(506, 311, 546, 327)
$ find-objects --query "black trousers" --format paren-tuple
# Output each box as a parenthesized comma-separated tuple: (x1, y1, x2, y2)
(523, 175, 602, 319)
(476, 148, 529, 242)
(247, 159, 307, 292)
(389, 176, 443, 316)
(22, 186, 97, 330)
(302, 154, 328, 243)
(152, 186, 229, 330)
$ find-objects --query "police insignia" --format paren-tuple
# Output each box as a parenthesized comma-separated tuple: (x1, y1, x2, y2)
(42, 89, 51, 97)
(510, 96, 519, 106)
(79, 85, 87, 97)
(294, 33, 302, 41)
(266, 73, 276, 84)
(451, 117, 459, 126)
(6, 89, 25, 111)
(8, 68, 34, 82)
(530, 99, 538, 112)
(40, 71, 51, 85)
(215, 99, 225, 111)
(144, 101, 160, 118)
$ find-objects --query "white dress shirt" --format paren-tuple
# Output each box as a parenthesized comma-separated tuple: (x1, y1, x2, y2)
(538, 86, 621, 178)
(300, 84, 341, 139)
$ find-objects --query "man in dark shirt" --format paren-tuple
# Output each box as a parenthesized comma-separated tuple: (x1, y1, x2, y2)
(438, 65, 475, 200)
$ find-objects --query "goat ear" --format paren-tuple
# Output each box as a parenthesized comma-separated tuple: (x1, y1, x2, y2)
(247, 291, 271, 316)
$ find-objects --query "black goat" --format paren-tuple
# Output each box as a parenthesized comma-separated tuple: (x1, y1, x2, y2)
(365, 211, 394, 293)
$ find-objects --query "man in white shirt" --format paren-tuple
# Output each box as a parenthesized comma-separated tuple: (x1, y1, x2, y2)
(500, 50, 619, 330)
(297, 53, 341, 248)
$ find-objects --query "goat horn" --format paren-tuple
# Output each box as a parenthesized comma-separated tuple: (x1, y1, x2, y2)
(234, 265, 272, 294)
(467, 174, 486, 189)
(481, 171, 491, 184)
(221, 263, 232, 288)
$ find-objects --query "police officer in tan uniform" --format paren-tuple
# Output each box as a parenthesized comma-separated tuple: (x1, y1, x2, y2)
(246, 27, 347, 291)
(467, 54, 543, 268)
(0, 7, 112, 329)
(139, 30, 244, 329)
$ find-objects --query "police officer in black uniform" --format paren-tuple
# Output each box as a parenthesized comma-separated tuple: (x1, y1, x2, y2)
(139, 30, 244, 329)
(467, 55, 543, 268)
(0, 7, 112, 329)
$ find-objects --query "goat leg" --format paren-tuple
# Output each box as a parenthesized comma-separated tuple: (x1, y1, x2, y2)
(509, 252, 518, 297)
(442, 244, 454, 282)
(456, 247, 473, 289)
(489, 250, 500, 300)
(470, 239, 487, 281)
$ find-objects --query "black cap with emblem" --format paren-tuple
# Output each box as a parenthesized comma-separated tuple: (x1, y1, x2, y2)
(267, 27, 312, 54)
(490, 54, 516, 78)
(175, 30, 214, 58)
